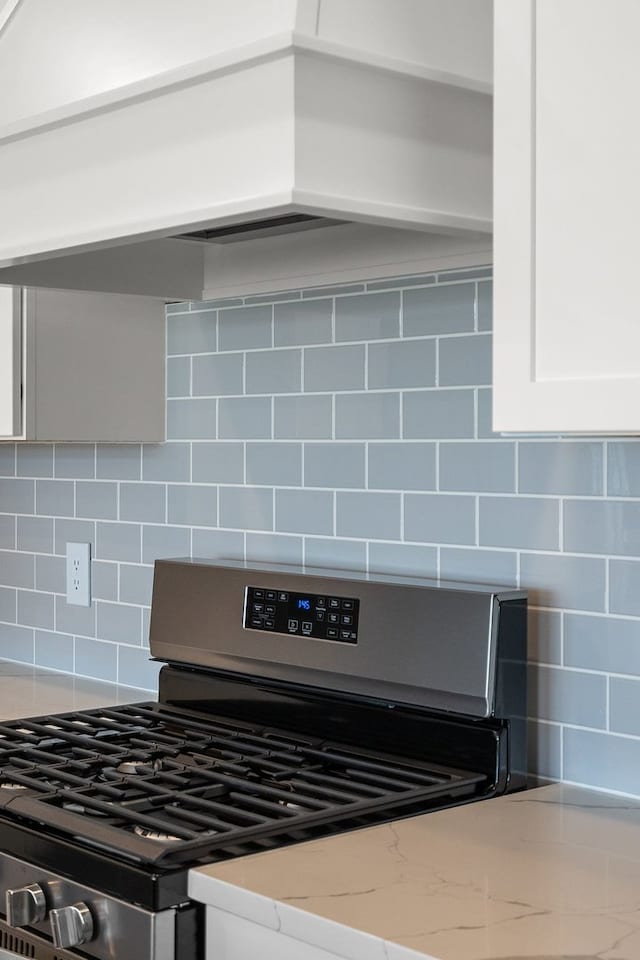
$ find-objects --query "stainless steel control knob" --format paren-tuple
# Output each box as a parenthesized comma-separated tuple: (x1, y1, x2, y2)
(49, 902, 94, 949)
(5, 883, 47, 928)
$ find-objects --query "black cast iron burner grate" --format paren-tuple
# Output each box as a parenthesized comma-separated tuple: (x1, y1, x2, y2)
(0, 703, 485, 866)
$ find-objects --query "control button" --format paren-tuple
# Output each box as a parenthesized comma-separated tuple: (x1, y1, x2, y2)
(266, 590, 277, 601)
(288, 619, 299, 632)
(340, 630, 353, 641)
(264, 619, 275, 629)
(315, 609, 325, 621)
(6, 883, 47, 928)
(327, 627, 338, 639)
(254, 589, 265, 599)
(342, 599, 354, 610)
(329, 598, 340, 609)
(250, 617, 262, 628)
(50, 903, 94, 950)
(265, 604, 276, 615)
(302, 621, 312, 633)
(328, 612, 339, 624)
(278, 592, 289, 602)
(252, 602, 264, 614)
(316, 597, 326, 607)
(341, 614, 353, 626)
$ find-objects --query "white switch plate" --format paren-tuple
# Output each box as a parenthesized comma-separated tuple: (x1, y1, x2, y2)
(66, 542, 91, 607)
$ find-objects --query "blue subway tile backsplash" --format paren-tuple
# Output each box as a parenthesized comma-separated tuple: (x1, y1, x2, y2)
(2, 266, 640, 795)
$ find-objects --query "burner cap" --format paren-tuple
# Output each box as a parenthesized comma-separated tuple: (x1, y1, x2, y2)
(117, 761, 154, 776)
(133, 826, 182, 843)
(0, 782, 26, 791)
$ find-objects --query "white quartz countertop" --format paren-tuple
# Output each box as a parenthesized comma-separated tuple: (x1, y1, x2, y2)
(0, 661, 150, 719)
(190, 782, 640, 960)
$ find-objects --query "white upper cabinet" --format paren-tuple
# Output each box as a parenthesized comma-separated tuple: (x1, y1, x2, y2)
(0, 285, 21, 437)
(494, 0, 640, 433)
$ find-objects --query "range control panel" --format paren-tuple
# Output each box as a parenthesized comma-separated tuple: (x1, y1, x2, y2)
(244, 586, 360, 644)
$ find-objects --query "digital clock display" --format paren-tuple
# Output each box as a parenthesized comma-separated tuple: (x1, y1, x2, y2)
(297, 598, 311, 610)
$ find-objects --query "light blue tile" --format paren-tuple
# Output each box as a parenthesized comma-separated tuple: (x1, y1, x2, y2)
(76, 481, 118, 520)
(118, 646, 161, 690)
(438, 267, 492, 283)
(55, 595, 95, 638)
(0, 446, 15, 476)
(74, 636, 117, 681)
(120, 483, 166, 523)
(439, 334, 492, 386)
(529, 664, 606, 727)
(167, 357, 191, 397)
(0, 516, 15, 549)
(610, 560, 640, 616)
(54, 445, 95, 479)
(192, 443, 244, 483)
(304, 345, 365, 392)
(0, 586, 16, 622)
(192, 528, 244, 560)
(336, 492, 400, 541)
(275, 396, 332, 440)
(565, 613, 640, 674)
(246, 290, 301, 305)
(519, 553, 606, 612)
(35, 479, 74, 518)
(404, 494, 476, 545)
(528, 609, 562, 664)
(35, 556, 64, 593)
(477, 280, 493, 332)
(165, 301, 190, 314)
(34, 630, 73, 672)
(368, 542, 437, 578)
(193, 298, 242, 311)
(97, 445, 141, 481)
(192, 353, 243, 396)
(274, 299, 332, 346)
(303, 284, 364, 298)
(219, 305, 271, 351)
(367, 274, 436, 292)
(368, 340, 436, 389)
(519, 442, 603, 496)
(17, 590, 54, 629)
(119, 564, 154, 606)
(0, 624, 34, 663)
(219, 397, 271, 439)
(439, 548, 517, 586)
(142, 443, 190, 482)
(564, 500, 640, 556)
(275, 489, 333, 536)
(92, 560, 118, 601)
(528, 719, 562, 780)
(479, 497, 560, 551)
(336, 393, 400, 439)
(97, 601, 142, 645)
(54, 518, 94, 556)
(477, 388, 500, 439)
(17, 445, 53, 478)
(0, 478, 34, 513)
(608, 441, 640, 496)
(610, 677, 640, 736)
(142, 524, 190, 564)
(335, 291, 400, 342)
(403, 390, 474, 439)
(246, 349, 302, 394)
(246, 533, 303, 565)
(167, 309, 216, 354)
(220, 487, 273, 531)
(368, 443, 436, 491)
(304, 443, 365, 489)
(564, 727, 640, 795)
(17, 517, 53, 554)
(142, 607, 151, 646)
(304, 538, 366, 571)
(168, 484, 217, 527)
(403, 284, 475, 336)
(167, 399, 217, 439)
(95, 522, 140, 562)
(246, 443, 301, 486)
(0, 551, 34, 588)
(440, 442, 515, 493)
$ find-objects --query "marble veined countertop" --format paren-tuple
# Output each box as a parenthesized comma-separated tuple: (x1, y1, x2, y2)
(0, 661, 149, 719)
(190, 782, 640, 960)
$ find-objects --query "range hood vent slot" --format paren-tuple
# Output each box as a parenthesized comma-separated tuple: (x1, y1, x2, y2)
(176, 214, 345, 244)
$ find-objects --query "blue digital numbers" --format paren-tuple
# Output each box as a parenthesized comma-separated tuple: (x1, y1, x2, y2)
(297, 598, 311, 610)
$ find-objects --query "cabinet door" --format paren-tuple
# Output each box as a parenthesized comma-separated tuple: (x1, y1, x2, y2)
(0, 285, 21, 438)
(494, 0, 640, 433)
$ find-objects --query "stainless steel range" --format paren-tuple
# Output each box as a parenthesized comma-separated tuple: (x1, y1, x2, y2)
(0, 559, 527, 960)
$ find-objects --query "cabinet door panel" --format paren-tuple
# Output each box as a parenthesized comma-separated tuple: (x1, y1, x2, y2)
(494, 0, 640, 432)
(0, 285, 21, 438)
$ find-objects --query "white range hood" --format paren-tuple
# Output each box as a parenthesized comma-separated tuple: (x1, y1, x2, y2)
(0, 0, 493, 299)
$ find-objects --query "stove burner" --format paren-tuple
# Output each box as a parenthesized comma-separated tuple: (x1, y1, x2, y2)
(133, 826, 182, 843)
(0, 782, 27, 791)
(117, 761, 155, 776)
